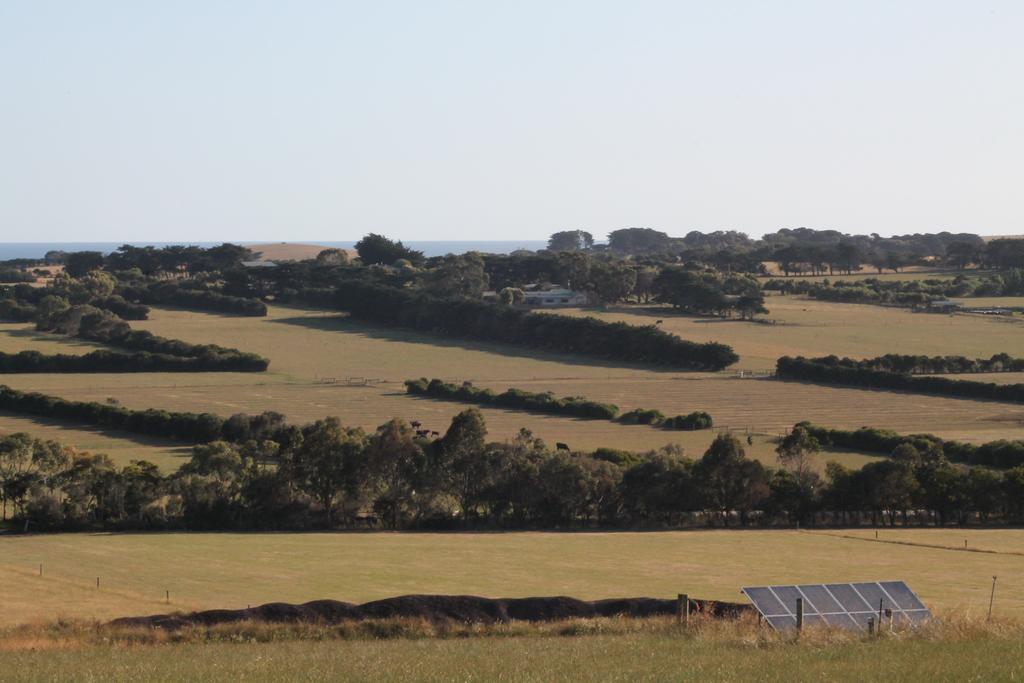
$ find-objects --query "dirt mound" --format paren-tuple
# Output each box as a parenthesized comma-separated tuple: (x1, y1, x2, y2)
(107, 594, 752, 631)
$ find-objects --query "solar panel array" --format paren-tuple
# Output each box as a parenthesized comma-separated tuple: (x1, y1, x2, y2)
(741, 581, 930, 631)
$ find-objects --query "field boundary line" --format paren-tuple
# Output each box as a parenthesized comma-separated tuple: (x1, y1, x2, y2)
(801, 530, 1024, 557)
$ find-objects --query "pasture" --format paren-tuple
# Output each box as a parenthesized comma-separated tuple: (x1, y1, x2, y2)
(2, 530, 1021, 626)
(1, 300, 1022, 468)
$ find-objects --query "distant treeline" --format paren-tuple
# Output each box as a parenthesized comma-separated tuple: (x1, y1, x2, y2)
(290, 281, 738, 371)
(798, 422, 1024, 469)
(405, 378, 714, 430)
(0, 268, 36, 284)
(0, 384, 288, 444)
(816, 353, 1024, 375)
(121, 281, 267, 317)
(764, 269, 1024, 305)
(776, 356, 1024, 404)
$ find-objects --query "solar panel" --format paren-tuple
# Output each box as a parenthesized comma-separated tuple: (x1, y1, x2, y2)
(740, 581, 930, 631)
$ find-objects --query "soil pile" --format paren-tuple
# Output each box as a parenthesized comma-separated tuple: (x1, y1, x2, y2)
(108, 594, 751, 630)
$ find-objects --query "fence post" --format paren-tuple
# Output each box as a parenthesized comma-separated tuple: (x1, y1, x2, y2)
(677, 594, 690, 625)
(989, 576, 998, 621)
(868, 616, 875, 636)
(795, 597, 803, 633)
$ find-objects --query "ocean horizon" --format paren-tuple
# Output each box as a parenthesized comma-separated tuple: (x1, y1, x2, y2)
(0, 240, 551, 260)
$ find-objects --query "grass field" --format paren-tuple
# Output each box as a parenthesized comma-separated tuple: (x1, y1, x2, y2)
(2, 530, 1022, 626)
(1, 300, 1022, 468)
(3, 624, 1024, 681)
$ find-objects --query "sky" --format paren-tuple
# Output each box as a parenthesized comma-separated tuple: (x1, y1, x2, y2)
(1, 1, 1022, 243)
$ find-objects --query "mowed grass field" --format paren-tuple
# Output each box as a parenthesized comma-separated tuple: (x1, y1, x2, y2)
(2, 530, 1022, 626)
(1, 299, 1023, 469)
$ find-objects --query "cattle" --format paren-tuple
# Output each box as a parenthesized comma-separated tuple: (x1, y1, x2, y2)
(556, 442, 570, 451)
(430, 431, 440, 437)
(655, 320, 663, 325)
(411, 421, 422, 428)
(415, 429, 430, 437)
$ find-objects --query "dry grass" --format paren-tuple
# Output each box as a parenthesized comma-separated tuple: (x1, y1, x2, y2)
(1, 611, 1023, 681)
(1, 300, 1022, 467)
(3, 530, 1024, 627)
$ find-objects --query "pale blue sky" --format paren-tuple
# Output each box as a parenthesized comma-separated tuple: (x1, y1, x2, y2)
(1, 1, 1021, 242)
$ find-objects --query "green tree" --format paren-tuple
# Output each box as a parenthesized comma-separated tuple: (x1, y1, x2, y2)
(354, 234, 424, 266)
(547, 230, 594, 252)
(367, 419, 425, 528)
(290, 418, 367, 525)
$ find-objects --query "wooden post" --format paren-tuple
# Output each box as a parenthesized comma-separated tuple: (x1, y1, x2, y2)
(989, 576, 998, 621)
(795, 597, 803, 632)
(38, 563, 42, 577)
(868, 616, 875, 636)
(677, 594, 690, 625)
(166, 590, 170, 605)
(96, 577, 100, 589)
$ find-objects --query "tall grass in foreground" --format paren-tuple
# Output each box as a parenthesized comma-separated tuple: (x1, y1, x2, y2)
(2, 613, 1024, 682)
(1, 610, 1021, 651)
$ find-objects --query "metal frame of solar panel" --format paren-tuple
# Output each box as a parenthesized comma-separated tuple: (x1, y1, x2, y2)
(741, 581, 931, 631)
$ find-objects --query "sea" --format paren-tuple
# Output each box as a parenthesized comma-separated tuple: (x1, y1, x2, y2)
(0, 241, 549, 260)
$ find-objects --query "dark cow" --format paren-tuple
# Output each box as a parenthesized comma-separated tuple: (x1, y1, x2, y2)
(655, 320, 663, 325)
(556, 442, 570, 451)
(415, 429, 430, 437)
(411, 421, 422, 428)
(430, 431, 440, 437)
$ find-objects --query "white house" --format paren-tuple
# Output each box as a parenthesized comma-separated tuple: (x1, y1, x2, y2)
(522, 288, 587, 307)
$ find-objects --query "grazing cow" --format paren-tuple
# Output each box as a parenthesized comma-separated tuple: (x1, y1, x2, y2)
(411, 421, 422, 428)
(415, 429, 429, 437)
(556, 442, 570, 451)
(655, 320, 663, 325)
(430, 431, 440, 437)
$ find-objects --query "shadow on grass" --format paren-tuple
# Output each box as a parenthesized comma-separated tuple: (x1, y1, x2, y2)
(271, 314, 693, 375)
(0, 327, 105, 349)
(0, 410, 194, 464)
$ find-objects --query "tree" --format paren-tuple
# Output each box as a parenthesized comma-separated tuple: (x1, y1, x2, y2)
(695, 433, 768, 525)
(421, 253, 489, 298)
(366, 419, 425, 528)
(434, 409, 489, 521)
(736, 293, 768, 320)
(290, 418, 368, 525)
(498, 287, 525, 305)
(316, 248, 350, 266)
(946, 242, 981, 270)
(547, 230, 594, 252)
(607, 228, 671, 253)
(587, 261, 636, 305)
(354, 234, 425, 266)
(776, 426, 820, 482)
(63, 251, 105, 277)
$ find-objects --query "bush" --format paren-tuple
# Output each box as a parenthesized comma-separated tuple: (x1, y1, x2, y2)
(663, 411, 714, 430)
(618, 408, 666, 425)
(776, 356, 1024, 404)
(0, 384, 285, 444)
(406, 378, 619, 420)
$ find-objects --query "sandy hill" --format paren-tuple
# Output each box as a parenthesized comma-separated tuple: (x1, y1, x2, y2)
(982, 235, 1023, 242)
(244, 242, 356, 262)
